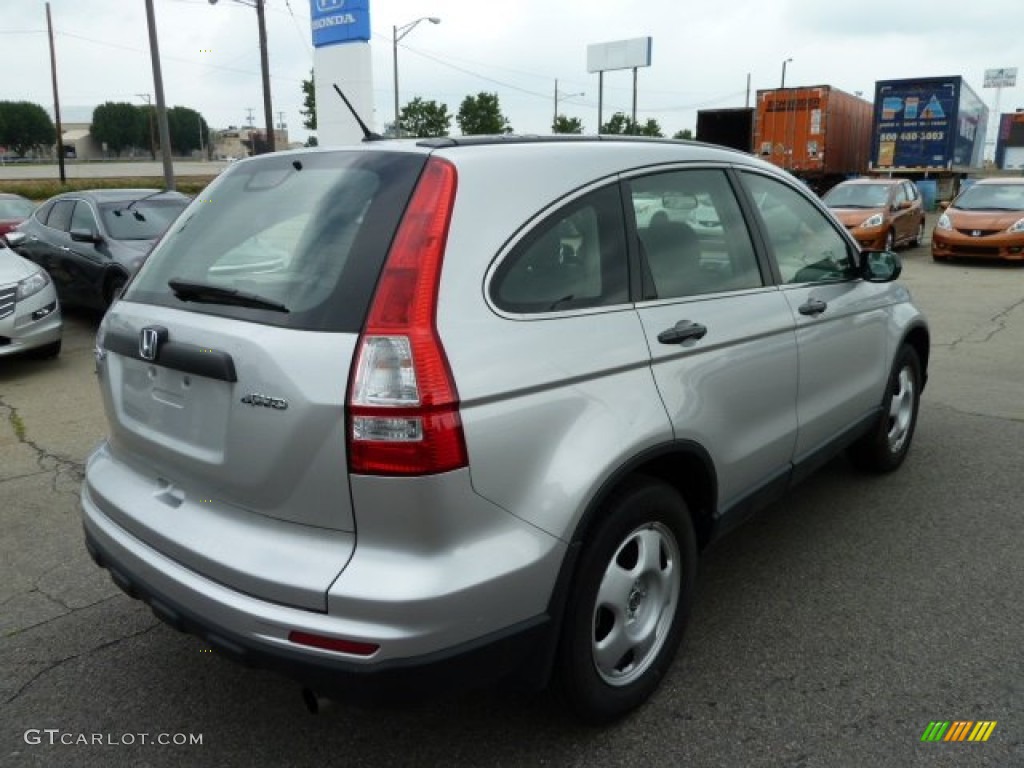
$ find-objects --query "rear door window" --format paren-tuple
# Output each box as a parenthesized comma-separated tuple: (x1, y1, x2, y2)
(126, 151, 427, 332)
(628, 169, 764, 299)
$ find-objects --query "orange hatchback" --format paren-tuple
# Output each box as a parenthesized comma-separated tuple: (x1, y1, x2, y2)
(823, 178, 926, 251)
(932, 178, 1024, 262)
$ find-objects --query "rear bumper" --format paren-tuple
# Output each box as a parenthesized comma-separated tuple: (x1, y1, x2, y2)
(83, 517, 556, 702)
(81, 457, 567, 701)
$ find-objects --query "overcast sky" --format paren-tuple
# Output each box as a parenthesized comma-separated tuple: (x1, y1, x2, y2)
(3, 0, 1022, 148)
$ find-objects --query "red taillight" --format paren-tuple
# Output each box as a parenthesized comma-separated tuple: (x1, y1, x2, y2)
(288, 631, 379, 657)
(347, 158, 468, 476)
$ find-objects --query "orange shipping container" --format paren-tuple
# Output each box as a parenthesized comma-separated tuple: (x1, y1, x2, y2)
(754, 85, 873, 183)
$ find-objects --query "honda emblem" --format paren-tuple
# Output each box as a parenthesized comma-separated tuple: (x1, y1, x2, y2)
(139, 326, 167, 361)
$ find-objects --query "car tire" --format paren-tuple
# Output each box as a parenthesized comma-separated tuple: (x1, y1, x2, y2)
(104, 272, 127, 307)
(912, 220, 925, 247)
(848, 345, 922, 473)
(557, 476, 697, 724)
(27, 339, 61, 360)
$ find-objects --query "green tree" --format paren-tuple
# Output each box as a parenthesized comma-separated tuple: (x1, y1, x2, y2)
(552, 115, 583, 134)
(673, 128, 694, 140)
(300, 69, 316, 131)
(400, 97, 451, 138)
(456, 92, 512, 135)
(165, 106, 208, 155)
(0, 101, 56, 157)
(91, 102, 142, 156)
(600, 112, 663, 137)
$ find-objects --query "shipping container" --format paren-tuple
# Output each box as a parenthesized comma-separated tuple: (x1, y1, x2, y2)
(995, 111, 1024, 170)
(870, 76, 988, 172)
(753, 85, 873, 191)
(696, 107, 754, 152)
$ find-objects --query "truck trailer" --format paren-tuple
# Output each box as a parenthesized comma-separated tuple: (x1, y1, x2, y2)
(696, 107, 755, 153)
(995, 111, 1024, 171)
(870, 76, 988, 179)
(753, 85, 873, 193)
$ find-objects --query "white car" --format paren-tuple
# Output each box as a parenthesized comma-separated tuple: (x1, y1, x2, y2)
(0, 240, 62, 359)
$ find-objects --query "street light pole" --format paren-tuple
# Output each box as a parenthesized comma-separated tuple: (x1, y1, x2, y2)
(553, 79, 584, 129)
(781, 57, 793, 88)
(392, 16, 440, 136)
(209, 0, 274, 153)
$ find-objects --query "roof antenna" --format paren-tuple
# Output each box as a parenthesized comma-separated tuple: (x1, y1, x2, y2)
(332, 84, 384, 142)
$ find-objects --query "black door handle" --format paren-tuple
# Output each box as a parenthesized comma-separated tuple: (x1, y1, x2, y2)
(657, 320, 708, 345)
(798, 298, 827, 316)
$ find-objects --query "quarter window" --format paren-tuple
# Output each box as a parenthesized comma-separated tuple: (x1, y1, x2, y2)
(491, 185, 628, 313)
(742, 172, 855, 284)
(71, 201, 99, 233)
(46, 200, 75, 232)
(629, 169, 762, 300)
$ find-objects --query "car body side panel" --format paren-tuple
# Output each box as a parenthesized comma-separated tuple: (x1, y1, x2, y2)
(781, 280, 897, 458)
(636, 289, 799, 513)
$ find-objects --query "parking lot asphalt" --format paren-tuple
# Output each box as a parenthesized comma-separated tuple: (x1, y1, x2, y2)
(2, 233, 1023, 767)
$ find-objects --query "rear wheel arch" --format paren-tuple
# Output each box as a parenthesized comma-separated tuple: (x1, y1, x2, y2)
(531, 443, 717, 693)
(570, 443, 717, 553)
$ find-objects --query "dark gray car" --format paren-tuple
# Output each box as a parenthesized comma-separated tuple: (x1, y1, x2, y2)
(7, 189, 190, 309)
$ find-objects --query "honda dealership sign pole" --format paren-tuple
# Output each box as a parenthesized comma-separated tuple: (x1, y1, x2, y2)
(310, 0, 374, 146)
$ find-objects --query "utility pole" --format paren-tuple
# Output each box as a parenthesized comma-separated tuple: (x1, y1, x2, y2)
(45, 3, 65, 183)
(144, 0, 175, 190)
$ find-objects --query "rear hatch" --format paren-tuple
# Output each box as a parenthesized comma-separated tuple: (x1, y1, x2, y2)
(90, 149, 428, 609)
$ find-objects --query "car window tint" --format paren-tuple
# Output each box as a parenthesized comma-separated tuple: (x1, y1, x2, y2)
(491, 184, 628, 313)
(126, 151, 426, 333)
(892, 185, 907, 206)
(742, 171, 855, 284)
(629, 169, 762, 300)
(71, 201, 99, 233)
(46, 200, 75, 232)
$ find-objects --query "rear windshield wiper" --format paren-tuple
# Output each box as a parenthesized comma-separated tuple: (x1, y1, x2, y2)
(168, 278, 289, 313)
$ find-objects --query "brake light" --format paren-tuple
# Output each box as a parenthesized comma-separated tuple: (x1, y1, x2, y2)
(347, 158, 468, 475)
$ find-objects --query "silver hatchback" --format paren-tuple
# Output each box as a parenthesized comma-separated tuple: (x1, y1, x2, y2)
(82, 137, 928, 723)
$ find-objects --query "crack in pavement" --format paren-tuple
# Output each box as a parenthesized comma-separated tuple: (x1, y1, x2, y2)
(3, 620, 161, 707)
(3, 593, 122, 637)
(0, 395, 86, 496)
(943, 296, 1024, 350)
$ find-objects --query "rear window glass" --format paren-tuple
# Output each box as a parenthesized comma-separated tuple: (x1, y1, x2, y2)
(125, 151, 427, 332)
(100, 199, 189, 240)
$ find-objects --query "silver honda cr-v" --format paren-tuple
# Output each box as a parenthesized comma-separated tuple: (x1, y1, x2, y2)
(82, 137, 929, 723)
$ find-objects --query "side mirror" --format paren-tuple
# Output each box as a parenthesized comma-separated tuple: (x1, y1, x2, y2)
(861, 250, 902, 282)
(70, 228, 102, 244)
(4, 231, 26, 248)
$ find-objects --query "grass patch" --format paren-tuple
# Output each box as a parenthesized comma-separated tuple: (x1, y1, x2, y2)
(9, 411, 27, 442)
(0, 176, 212, 201)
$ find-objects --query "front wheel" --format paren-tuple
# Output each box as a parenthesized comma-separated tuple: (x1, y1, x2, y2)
(884, 229, 895, 252)
(557, 477, 697, 724)
(848, 345, 922, 473)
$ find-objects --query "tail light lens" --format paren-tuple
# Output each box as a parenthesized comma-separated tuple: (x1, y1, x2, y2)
(347, 158, 468, 476)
